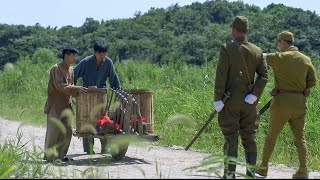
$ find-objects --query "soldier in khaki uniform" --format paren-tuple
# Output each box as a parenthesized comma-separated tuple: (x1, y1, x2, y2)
(44, 47, 88, 162)
(256, 31, 317, 179)
(214, 16, 268, 179)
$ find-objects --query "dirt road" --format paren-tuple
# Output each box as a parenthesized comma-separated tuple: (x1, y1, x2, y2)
(0, 118, 319, 179)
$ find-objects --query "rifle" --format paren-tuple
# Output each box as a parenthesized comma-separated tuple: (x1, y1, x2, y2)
(185, 77, 239, 151)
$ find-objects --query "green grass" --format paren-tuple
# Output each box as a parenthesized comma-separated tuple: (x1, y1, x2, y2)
(1, 55, 320, 174)
(0, 126, 104, 179)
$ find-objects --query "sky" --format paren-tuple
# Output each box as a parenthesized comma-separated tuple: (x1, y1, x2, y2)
(0, 0, 319, 28)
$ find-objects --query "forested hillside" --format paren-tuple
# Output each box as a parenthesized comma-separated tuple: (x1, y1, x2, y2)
(0, 0, 319, 68)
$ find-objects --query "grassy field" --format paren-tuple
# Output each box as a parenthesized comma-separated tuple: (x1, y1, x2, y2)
(1, 52, 320, 177)
(0, 130, 102, 179)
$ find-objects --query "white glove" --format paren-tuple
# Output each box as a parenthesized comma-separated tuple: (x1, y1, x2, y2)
(214, 100, 224, 112)
(245, 94, 258, 104)
(262, 53, 267, 59)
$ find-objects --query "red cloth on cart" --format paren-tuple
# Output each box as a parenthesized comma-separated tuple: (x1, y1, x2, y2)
(97, 116, 120, 133)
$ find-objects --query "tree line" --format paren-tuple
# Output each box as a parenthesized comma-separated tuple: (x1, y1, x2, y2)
(0, 0, 319, 69)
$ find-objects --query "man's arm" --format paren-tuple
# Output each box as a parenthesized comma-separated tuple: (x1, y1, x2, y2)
(265, 52, 281, 69)
(106, 58, 121, 89)
(252, 51, 268, 98)
(51, 66, 83, 96)
(214, 45, 229, 101)
(306, 59, 317, 89)
(73, 60, 85, 86)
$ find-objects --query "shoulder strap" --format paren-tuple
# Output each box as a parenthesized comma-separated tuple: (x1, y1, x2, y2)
(239, 46, 252, 84)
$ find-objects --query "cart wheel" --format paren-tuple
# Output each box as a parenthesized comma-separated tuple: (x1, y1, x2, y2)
(110, 141, 129, 161)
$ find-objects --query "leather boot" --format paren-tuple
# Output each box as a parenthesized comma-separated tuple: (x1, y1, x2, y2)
(245, 152, 257, 178)
(223, 151, 237, 179)
(255, 163, 268, 177)
(292, 167, 308, 179)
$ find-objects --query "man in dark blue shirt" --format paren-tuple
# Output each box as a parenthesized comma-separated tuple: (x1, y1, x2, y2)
(74, 41, 121, 154)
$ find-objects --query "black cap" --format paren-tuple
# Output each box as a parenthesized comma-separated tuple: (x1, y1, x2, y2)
(62, 46, 79, 58)
(63, 46, 79, 54)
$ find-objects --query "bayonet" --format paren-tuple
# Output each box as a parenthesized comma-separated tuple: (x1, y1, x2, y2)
(185, 76, 240, 151)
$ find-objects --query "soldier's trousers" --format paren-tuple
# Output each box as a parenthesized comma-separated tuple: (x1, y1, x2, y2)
(44, 112, 72, 161)
(218, 102, 259, 154)
(218, 102, 259, 178)
(260, 103, 307, 167)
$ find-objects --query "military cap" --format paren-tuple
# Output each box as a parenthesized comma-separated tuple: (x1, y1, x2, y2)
(230, 16, 249, 33)
(277, 31, 294, 42)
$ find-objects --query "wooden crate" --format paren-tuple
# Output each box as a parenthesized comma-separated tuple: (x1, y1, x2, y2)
(129, 89, 154, 133)
(76, 88, 107, 134)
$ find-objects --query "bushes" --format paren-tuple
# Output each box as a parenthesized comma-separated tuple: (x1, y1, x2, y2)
(31, 48, 58, 64)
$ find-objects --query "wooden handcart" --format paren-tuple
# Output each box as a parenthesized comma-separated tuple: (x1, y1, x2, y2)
(73, 87, 159, 161)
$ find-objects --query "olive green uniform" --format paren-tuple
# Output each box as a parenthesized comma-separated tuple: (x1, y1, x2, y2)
(214, 36, 268, 177)
(260, 46, 317, 169)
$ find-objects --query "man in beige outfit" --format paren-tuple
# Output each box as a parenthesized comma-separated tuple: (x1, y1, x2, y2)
(44, 46, 88, 162)
(256, 31, 317, 179)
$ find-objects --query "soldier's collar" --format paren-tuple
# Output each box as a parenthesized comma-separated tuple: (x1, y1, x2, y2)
(283, 45, 298, 52)
(234, 36, 247, 43)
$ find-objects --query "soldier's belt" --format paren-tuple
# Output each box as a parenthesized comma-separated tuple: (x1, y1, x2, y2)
(270, 88, 304, 96)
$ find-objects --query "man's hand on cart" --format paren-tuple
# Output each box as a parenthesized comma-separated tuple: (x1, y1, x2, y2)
(76, 86, 88, 94)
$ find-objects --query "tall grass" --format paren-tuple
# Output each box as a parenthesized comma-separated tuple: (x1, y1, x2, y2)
(0, 56, 320, 172)
(0, 126, 104, 179)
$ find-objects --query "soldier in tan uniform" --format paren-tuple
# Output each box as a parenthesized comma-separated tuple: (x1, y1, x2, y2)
(256, 31, 317, 179)
(44, 47, 88, 162)
(214, 16, 268, 179)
